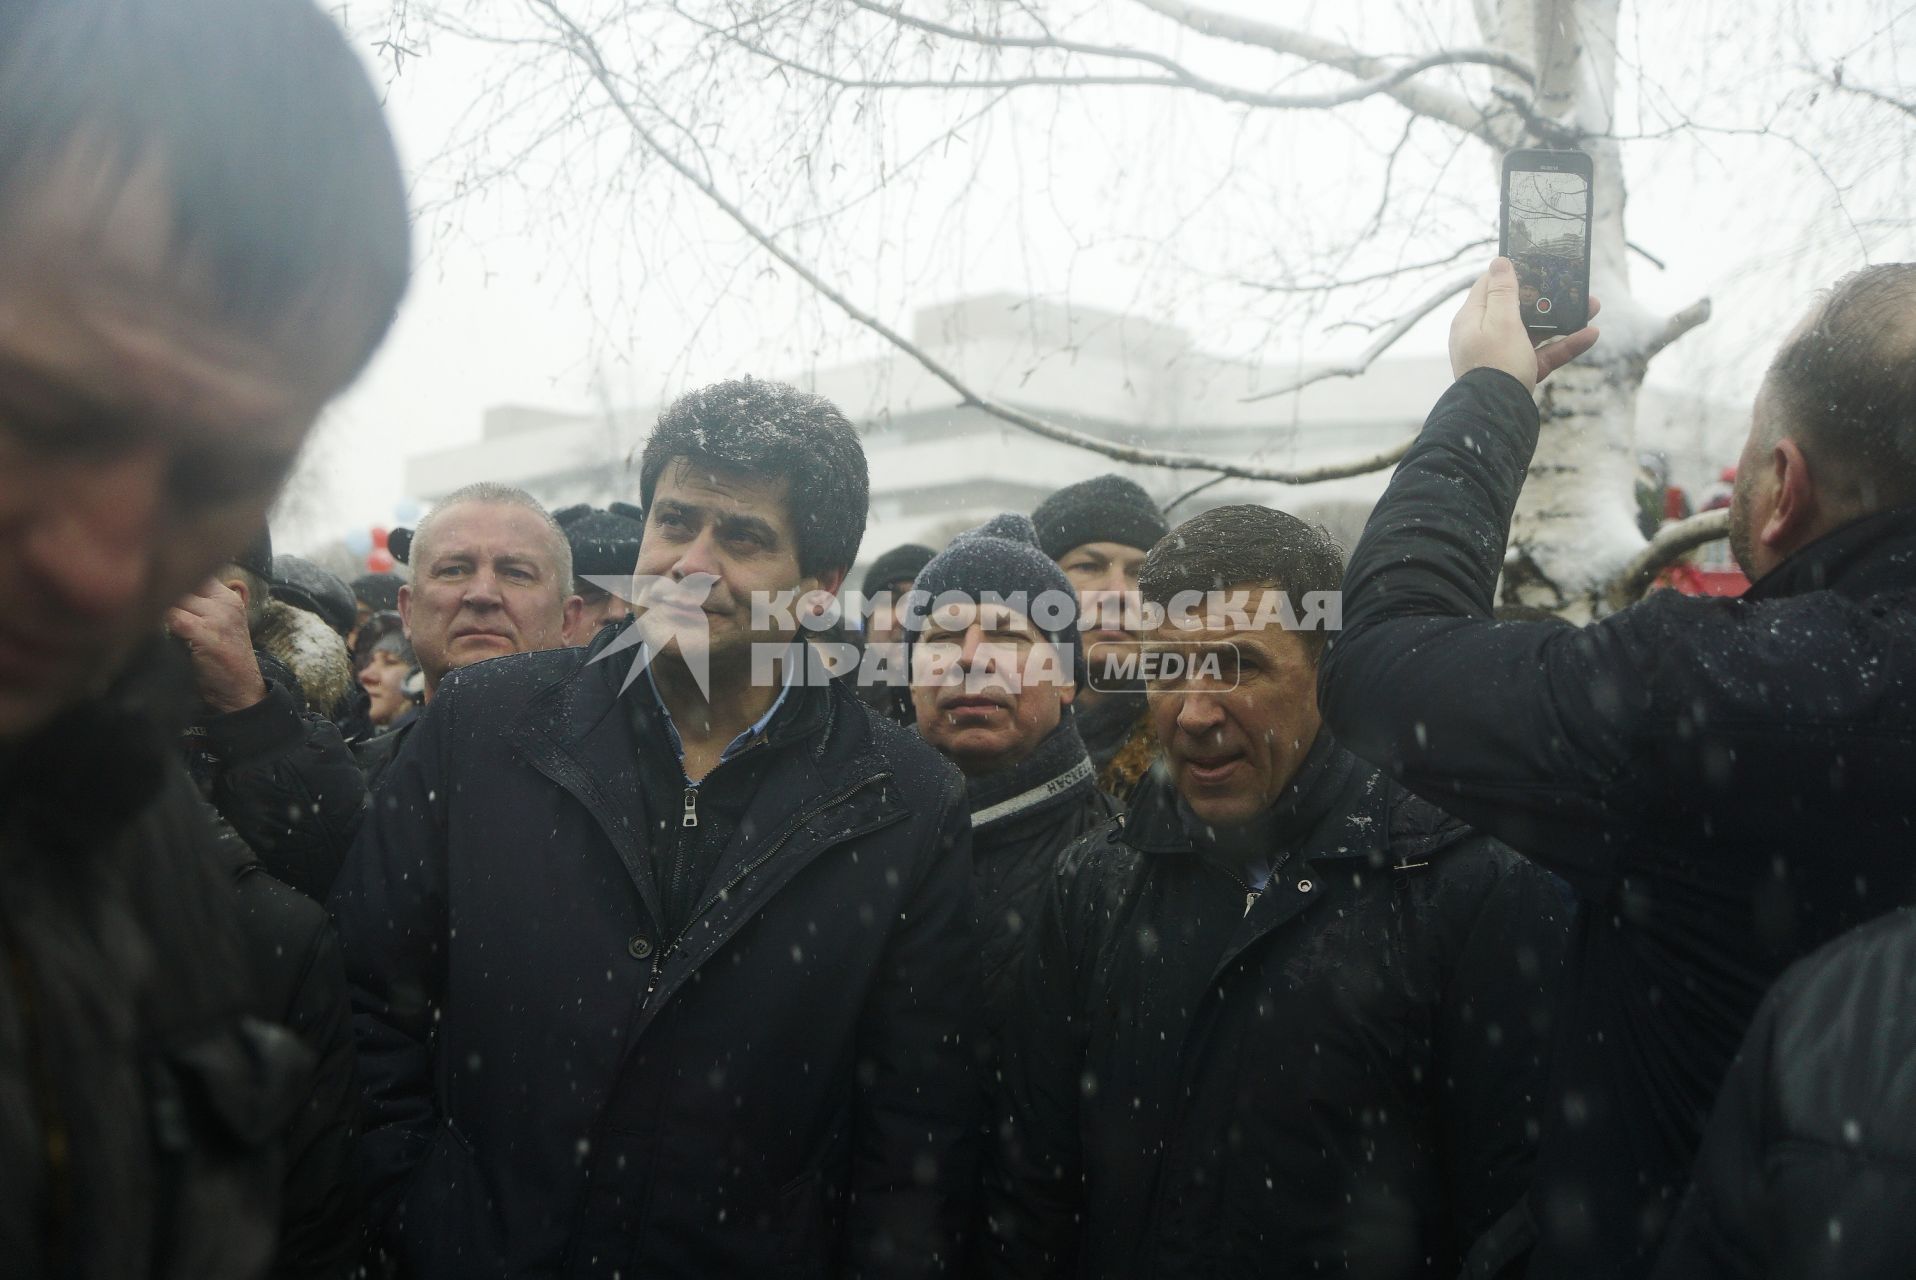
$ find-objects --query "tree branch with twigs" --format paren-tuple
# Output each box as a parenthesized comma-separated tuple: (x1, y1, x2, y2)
(526, 0, 1429, 485)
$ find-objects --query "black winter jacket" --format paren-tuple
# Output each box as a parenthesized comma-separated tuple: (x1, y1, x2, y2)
(0, 653, 313, 1279)
(215, 825, 364, 1278)
(332, 632, 983, 1278)
(1319, 368, 1916, 1279)
(983, 735, 1566, 1280)
(183, 649, 368, 901)
(1652, 907, 1916, 1279)
(966, 720, 1116, 1039)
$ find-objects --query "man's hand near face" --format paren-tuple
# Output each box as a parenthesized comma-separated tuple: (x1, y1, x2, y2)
(166, 579, 268, 715)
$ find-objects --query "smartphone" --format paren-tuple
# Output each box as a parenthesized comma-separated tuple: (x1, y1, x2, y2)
(1499, 148, 1593, 337)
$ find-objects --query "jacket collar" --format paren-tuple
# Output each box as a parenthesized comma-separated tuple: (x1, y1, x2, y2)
(1743, 501, 1916, 603)
(966, 721, 1098, 834)
(506, 628, 885, 930)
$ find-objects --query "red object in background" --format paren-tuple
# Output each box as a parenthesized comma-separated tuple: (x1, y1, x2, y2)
(371, 525, 389, 551)
(366, 548, 396, 572)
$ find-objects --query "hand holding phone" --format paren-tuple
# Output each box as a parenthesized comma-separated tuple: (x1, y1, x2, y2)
(1499, 148, 1593, 337)
(1450, 258, 1601, 391)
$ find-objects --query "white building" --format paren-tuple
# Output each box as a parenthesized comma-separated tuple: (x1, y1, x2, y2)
(405, 294, 1747, 580)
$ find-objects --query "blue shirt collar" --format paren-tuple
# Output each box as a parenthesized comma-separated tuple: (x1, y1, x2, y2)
(642, 642, 800, 773)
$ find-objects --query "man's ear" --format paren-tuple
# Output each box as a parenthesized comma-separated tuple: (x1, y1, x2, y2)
(814, 567, 847, 598)
(561, 593, 585, 639)
(219, 573, 251, 611)
(397, 583, 413, 639)
(1762, 438, 1819, 554)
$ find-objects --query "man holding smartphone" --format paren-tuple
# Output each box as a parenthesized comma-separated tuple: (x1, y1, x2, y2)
(1319, 258, 1916, 1278)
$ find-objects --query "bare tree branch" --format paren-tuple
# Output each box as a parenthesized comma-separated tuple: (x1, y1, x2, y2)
(1239, 238, 1494, 293)
(1603, 508, 1730, 611)
(1641, 296, 1713, 363)
(1130, 0, 1524, 145)
(1240, 269, 1478, 403)
(1163, 472, 1230, 515)
(700, 19, 1532, 114)
(530, 0, 1414, 486)
(1832, 77, 1916, 120)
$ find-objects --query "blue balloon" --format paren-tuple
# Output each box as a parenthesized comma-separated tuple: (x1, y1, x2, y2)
(344, 527, 373, 556)
(394, 498, 423, 524)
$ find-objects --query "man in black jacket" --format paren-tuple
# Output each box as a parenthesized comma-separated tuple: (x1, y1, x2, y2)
(1318, 259, 1916, 1278)
(984, 505, 1566, 1280)
(905, 514, 1116, 1039)
(334, 378, 981, 1277)
(171, 532, 369, 901)
(0, 0, 409, 1274)
(1651, 906, 1916, 1279)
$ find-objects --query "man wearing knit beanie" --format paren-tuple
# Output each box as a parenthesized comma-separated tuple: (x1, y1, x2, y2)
(1030, 474, 1170, 795)
(553, 502, 647, 644)
(907, 514, 1117, 1041)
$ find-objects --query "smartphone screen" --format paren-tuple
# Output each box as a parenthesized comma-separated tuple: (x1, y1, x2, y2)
(1500, 150, 1593, 335)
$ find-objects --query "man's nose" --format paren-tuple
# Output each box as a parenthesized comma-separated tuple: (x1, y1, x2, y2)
(672, 529, 723, 582)
(956, 625, 986, 670)
(1176, 691, 1225, 736)
(463, 567, 504, 607)
(22, 447, 169, 623)
(357, 665, 382, 691)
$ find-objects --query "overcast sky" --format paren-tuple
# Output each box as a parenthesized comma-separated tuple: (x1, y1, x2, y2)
(277, 0, 1916, 553)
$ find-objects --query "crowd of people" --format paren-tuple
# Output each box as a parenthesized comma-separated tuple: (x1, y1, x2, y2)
(5, 1, 1916, 1279)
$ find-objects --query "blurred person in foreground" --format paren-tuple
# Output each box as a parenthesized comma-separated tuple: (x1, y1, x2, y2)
(984, 505, 1566, 1280)
(1653, 902, 1916, 1279)
(0, 0, 409, 1274)
(1318, 259, 1916, 1278)
(332, 378, 980, 1276)
(1030, 475, 1168, 798)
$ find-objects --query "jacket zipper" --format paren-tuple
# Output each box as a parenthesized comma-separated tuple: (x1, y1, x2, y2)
(681, 787, 699, 828)
(643, 772, 891, 1001)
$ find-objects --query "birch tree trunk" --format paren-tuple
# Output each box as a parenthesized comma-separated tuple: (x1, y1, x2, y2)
(1490, 0, 1699, 617)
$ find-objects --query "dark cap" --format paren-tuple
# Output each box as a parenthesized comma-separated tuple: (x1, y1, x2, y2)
(553, 502, 647, 581)
(1030, 474, 1169, 562)
(351, 572, 404, 614)
(271, 555, 357, 637)
(907, 514, 1081, 684)
(860, 543, 936, 600)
